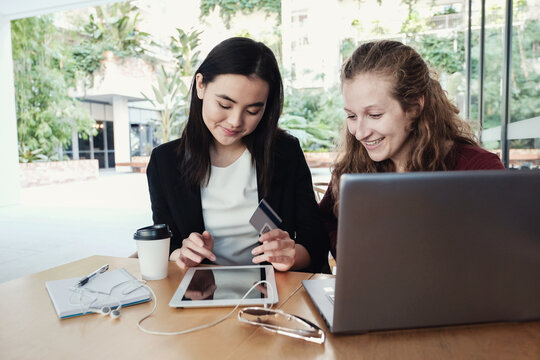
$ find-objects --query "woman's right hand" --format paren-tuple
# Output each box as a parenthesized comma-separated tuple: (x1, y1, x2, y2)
(169, 231, 216, 269)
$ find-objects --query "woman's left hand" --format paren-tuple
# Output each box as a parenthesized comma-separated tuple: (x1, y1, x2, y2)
(251, 229, 296, 271)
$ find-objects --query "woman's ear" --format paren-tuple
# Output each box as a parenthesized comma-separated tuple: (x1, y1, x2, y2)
(407, 95, 425, 119)
(195, 73, 205, 100)
(417, 95, 425, 113)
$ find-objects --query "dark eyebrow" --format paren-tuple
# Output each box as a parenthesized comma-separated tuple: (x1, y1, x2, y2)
(216, 94, 264, 107)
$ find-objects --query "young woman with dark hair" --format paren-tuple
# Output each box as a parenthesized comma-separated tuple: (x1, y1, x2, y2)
(147, 37, 329, 272)
(320, 40, 504, 259)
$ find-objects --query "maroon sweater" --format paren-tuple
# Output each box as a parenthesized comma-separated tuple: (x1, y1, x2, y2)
(319, 143, 505, 259)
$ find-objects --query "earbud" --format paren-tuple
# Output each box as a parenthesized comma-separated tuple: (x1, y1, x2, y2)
(97, 306, 111, 315)
(93, 306, 120, 319)
(110, 309, 121, 319)
(73, 284, 126, 320)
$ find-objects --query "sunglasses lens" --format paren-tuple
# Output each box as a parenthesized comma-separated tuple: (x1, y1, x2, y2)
(243, 308, 273, 317)
(239, 308, 326, 344)
(241, 308, 319, 333)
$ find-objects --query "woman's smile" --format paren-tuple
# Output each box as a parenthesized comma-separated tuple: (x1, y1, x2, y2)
(220, 126, 242, 137)
(362, 137, 385, 150)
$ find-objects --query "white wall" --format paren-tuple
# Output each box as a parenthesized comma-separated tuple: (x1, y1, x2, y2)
(0, 16, 21, 207)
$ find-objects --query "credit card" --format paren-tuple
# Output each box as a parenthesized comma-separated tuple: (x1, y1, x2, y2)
(249, 199, 282, 236)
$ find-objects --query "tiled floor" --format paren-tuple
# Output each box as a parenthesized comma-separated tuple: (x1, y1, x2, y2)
(0, 171, 152, 283)
(0, 168, 331, 283)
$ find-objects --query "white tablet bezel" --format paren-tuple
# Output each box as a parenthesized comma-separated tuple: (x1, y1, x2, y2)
(168, 265, 279, 308)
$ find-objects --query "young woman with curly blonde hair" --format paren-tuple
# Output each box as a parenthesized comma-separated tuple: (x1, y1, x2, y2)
(320, 40, 504, 258)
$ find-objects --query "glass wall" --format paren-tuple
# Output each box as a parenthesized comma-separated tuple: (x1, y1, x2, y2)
(66, 103, 162, 164)
(75, 120, 115, 168)
(65, 101, 115, 169)
(128, 106, 161, 157)
(475, 0, 505, 154)
(509, 0, 540, 169)
(282, 0, 538, 168)
(130, 123, 155, 157)
(474, 0, 540, 169)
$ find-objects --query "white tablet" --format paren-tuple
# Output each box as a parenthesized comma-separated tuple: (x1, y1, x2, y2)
(169, 265, 279, 308)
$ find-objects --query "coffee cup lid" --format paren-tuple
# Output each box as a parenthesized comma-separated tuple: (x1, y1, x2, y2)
(134, 224, 172, 240)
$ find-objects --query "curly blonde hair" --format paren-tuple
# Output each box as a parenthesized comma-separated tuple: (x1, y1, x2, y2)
(332, 40, 477, 214)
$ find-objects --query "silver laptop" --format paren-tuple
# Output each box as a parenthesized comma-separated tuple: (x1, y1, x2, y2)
(303, 170, 540, 333)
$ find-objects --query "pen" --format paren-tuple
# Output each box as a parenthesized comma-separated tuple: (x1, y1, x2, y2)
(77, 264, 109, 287)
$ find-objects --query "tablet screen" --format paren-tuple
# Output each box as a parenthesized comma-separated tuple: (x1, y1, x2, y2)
(169, 265, 278, 308)
(182, 267, 266, 301)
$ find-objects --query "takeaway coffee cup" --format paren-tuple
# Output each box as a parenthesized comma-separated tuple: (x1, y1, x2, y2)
(134, 224, 172, 280)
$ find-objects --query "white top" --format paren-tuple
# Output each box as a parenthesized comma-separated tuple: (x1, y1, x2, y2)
(201, 149, 259, 265)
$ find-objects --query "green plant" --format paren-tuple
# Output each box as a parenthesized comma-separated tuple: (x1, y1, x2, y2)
(279, 115, 335, 150)
(11, 16, 95, 161)
(401, 0, 424, 36)
(433, 5, 458, 17)
(141, 27, 205, 143)
(71, 2, 150, 87)
(281, 86, 344, 151)
(170, 28, 202, 77)
(413, 34, 465, 75)
(141, 65, 188, 143)
(18, 144, 48, 163)
(340, 38, 356, 61)
(200, 0, 281, 28)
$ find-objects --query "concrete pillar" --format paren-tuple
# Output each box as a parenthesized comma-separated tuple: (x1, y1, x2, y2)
(0, 16, 21, 207)
(112, 95, 131, 169)
(71, 129, 79, 160)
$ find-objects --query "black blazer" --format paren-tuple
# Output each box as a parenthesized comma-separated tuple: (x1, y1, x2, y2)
(146, 132, 330, 272)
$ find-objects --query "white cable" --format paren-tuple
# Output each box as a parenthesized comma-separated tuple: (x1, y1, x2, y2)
(137, 280, 276, 336)
(69, 279, 138, 315)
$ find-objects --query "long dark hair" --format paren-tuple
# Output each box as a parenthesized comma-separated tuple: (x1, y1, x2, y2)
(177, 37, 283, 196)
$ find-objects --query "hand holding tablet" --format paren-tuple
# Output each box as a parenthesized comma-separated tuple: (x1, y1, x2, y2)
(168, 200, 287, 308)
(170, 199, 296, 271)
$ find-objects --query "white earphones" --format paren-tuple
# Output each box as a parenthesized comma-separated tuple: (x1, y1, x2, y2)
(96, 306, 112, 315)
(110, 309, 121, 319)
(92, 305, 121, 319)
(69, 279, 142, 320)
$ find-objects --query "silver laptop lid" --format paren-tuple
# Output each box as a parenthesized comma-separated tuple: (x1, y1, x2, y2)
(333, 170, 540, 333)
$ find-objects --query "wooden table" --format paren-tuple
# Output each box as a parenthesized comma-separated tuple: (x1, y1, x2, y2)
(230, 274, 540, 359)
(1, 257, 539, 359)
(0, 255, 312, 360)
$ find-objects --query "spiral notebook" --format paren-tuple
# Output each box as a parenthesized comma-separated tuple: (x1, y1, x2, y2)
(45, 268, 151, 319)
